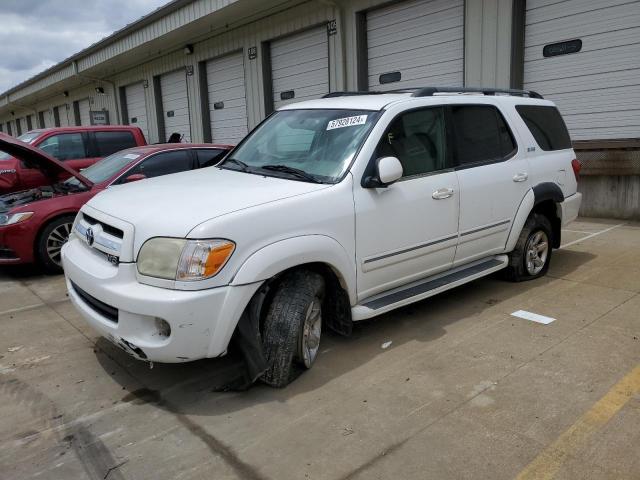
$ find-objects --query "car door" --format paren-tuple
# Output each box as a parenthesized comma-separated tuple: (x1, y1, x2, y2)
(27, 132, 89, 186)
(354, 106, 460, 300)
(451, 104, 531, 266)
(114, 149, 194, 183)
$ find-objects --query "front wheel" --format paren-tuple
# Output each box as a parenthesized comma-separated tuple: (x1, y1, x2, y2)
(505, 213, 553, 282)
(261, 271, 325, 387)
(36, 215, 76, 273)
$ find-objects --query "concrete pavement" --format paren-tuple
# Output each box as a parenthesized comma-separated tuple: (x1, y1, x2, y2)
(0, 218, 638, 480)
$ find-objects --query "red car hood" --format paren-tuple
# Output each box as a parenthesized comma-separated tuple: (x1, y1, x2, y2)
(0, 133, 93, 189)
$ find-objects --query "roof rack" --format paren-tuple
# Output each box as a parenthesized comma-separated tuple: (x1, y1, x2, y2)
(322, 91, 385, 98)
(406, 87, 544, 99)
(322, 87, 543, 99)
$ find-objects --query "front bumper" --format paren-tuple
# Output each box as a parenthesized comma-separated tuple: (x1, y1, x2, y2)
(0, 221, 36, 264)
(62, 237, 261, 363)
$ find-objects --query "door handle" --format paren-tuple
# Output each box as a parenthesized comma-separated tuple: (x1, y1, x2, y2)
(513, 172, 528, 182)
(432, 188, 454, 200)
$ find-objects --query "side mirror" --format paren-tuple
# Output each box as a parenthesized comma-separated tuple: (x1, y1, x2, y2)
(125, 173, 146, 183)
(363, 156, 403, 188)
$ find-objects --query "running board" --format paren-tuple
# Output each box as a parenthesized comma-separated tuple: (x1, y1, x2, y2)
(352, 255, 509, 321)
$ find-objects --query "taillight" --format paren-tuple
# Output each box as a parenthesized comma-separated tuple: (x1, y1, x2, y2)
(571, 159, 582, 182)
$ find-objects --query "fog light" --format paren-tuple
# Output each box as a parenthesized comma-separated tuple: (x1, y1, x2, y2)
(154, 318, 171, 338)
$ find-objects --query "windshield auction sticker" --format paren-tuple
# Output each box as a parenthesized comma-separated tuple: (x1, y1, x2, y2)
(123, 154, 141, 160)
(326, 115, 368, 130)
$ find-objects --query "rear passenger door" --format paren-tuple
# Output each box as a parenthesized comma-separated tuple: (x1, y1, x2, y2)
(89, 130, 139, 169)
(451, 104, 531, 266)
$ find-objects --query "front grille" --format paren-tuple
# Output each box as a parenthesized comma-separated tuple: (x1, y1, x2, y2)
(82, 213, 124, 239)
(71, 281, 118, 323)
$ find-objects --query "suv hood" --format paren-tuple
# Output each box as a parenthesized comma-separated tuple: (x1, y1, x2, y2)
(88, 167, 331, 238)
(0, 134, 92, 189)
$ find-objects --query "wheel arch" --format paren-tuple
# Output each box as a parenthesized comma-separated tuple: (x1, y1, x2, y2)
(506, 183, 563, 251)
(33, 210, 80, 260)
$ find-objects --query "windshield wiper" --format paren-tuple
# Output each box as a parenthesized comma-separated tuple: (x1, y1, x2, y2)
(259, 165, 323, 183)
(220, 158, 250, 172)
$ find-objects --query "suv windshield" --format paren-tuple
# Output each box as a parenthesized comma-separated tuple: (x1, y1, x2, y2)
(64, 149, 144, 187)
(222, 109, 380, 183)
(0, 131, 42, 160)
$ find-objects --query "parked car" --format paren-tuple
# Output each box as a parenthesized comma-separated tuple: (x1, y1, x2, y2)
(62, 87, 582, 387)
(0, 135, 232, 272)
(0, 125, 147, 194)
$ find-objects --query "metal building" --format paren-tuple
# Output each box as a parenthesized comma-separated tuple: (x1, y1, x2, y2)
(0, 0, 638, 217)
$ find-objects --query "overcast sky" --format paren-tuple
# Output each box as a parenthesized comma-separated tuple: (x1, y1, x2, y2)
(0, 0, 169, 93)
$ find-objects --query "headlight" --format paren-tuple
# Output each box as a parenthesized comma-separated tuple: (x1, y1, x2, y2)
(0, 212, 34, 226)
(137, 238, 235, 281)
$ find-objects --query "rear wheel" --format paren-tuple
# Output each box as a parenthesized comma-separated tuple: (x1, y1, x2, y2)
(260, 271, 325, 387)
(36, 215, 75, 273)
(505, 213, 553, 282)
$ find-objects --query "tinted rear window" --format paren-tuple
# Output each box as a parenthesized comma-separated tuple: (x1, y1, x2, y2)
(515, 105, 571, 151)
(94, 131, 137, 157)
(450, 105, 517, 165)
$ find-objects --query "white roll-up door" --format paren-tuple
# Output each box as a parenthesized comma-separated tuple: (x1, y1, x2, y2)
(78, 99, 91, 126)
(43, 110, 54, 128)
(524, 0, 640, 140)
(206, 52, 248, 145)
(160, 69, 191, 142)
(124, 82, 149, 140)
(366, 0, 464, 91)
(57, 105, 71, 127)
(270, 26, 329, 110)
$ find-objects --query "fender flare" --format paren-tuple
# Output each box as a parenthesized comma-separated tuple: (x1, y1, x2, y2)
(505, 189, 535, 252)
(230, 235, 357, 304)
(533, 182, 564, 205)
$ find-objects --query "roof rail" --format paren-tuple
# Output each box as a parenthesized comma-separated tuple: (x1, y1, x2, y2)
(407, 87, 544, 99)
(322, 91, 385, 98)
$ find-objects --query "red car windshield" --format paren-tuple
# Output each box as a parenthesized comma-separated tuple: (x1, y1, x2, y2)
(64, 149, 145, 187)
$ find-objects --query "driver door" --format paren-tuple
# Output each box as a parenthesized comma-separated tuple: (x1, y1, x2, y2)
(354, 107, 460, 300)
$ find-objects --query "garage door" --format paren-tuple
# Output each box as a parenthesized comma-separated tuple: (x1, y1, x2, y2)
(160, 69, 191, 142)
(523, 0, 640, 140)
(366, 0, 464, 91)
(15, 118, 23, 136)
(78, 99, 91, 126)
(124, 83, 149, 140)
(43, 110, 54, 128)
(56, 105, 71, 127)
(270, 26, 329, 110)
(206, 52, 248, 145)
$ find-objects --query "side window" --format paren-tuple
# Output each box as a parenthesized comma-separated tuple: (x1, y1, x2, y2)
(124, 150, 192, 180)
(450, 105, 516, 166)
(515, 105, 572, 151)
(94, 131, 137, 157)
(38, 133, 87, 161)
(376, 107, 449, 178)
(195, 149, 226, 168)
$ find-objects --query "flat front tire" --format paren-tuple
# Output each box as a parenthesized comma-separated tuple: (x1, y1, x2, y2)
(260, 271, 325, 388)
(505, 213, 553, 282)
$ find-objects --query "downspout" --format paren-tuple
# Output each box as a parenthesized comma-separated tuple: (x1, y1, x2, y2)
(72, 61, 121, 124)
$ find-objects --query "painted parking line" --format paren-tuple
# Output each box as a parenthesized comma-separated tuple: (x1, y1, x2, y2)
(515, 364, 640, 480)
(560, 223, 626, 249)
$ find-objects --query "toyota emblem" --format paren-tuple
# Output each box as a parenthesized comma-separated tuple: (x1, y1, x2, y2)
(85, 227, 95, 246)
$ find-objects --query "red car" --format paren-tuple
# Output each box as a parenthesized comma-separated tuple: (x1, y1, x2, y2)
(0, 125, 147, 194)
(0, 135, 232, 272)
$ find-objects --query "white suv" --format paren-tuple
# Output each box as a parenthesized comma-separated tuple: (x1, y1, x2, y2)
(62, 87, 582, 387)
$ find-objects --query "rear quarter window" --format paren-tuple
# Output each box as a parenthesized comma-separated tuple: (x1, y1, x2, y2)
(515, 105, 572, 151)
(94, 131, 137, 157)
